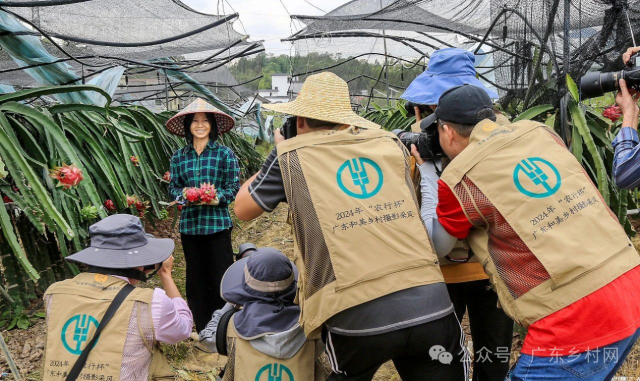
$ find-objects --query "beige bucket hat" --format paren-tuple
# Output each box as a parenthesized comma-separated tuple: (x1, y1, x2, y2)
(262, 72, 380, 130)
(165, 98, 235, 137)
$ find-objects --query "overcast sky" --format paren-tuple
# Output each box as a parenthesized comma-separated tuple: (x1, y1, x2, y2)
(182, 0, 350, 55)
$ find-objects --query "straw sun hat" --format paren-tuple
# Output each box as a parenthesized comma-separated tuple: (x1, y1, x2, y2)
(165, 98, 235, 137)
(262, 72, 381, 130)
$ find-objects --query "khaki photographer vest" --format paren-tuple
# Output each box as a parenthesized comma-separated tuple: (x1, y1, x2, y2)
(440, 119, 640, 327)
(42, 273, 173, 380)
(225, 320, 316, 381)
(277, 126, 444, 336)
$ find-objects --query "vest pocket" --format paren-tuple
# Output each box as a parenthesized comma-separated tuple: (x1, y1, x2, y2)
(550, 243, 632, 291)
(331, 256, 434, 292)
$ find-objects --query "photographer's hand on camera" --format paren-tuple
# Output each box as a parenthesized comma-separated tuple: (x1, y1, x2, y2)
(623, 47, 640, 66)
(158, 255, 181, 299)
(275, 127, 286, 145)
(616, 79, 639, 130)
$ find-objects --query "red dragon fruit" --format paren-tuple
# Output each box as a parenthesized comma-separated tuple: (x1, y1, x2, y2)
(104, 199, 116, 211)
(163, 171, 171, 182)
(130, 156, 139, 166)
(602, 105, 622, 122)
(49, 163, 84, 190)
(126, 195, 138, 207)
(178, 204, 183, 211)
(199, 183, 217, 204)
(183, 187, 201, 203)
(2, 195, 13, 203)
(135, 201, 145, 212)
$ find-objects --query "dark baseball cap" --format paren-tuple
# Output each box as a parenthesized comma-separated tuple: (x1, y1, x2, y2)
(435, 84, 496, 125)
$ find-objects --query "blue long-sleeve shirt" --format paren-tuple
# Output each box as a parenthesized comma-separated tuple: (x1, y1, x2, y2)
(613, 127, 640, 189)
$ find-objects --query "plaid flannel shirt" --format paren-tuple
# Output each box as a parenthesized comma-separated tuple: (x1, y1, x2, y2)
(169, 141, 240, 235)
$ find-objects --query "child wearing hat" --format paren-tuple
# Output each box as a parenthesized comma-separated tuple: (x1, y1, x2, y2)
(199, 247, 327, 381)
(41, 214, 193, 381)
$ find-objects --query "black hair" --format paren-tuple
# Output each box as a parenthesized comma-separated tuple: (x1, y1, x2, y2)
(183, 113, 219, 144)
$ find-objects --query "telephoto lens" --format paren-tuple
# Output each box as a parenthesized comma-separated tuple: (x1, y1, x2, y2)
(580, 53, 640, 99)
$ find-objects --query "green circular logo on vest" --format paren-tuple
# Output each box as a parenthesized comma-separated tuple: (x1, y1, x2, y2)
(336, 158, 383, 199)
(513, 157, 562, 198)
(61, 314, 100, 355)
(255, 363, 294, 381)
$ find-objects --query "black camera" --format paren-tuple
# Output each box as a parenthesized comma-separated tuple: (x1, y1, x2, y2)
(392, 114, 446, 160)
(143, 263, 161, 271)
(404, 102, 430, 117)
(580, 52, 640, 99)
(280, 116, 297, 140)
(235, 243, 257, 261)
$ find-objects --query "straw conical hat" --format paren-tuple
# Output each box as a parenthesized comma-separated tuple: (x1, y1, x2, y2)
(165, 98, 235, 137)
(262, 72, 380, 130)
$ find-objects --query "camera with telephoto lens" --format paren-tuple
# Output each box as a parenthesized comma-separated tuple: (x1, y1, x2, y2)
(235, 243, 257, 261)
(404, 102, 430, 117)
(580, 52, 640, 99)
(280, 116, 298, 140)
(392, 114, 447, 160)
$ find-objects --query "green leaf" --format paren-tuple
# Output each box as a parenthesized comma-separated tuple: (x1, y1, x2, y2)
(0, 85, 111, 106)
(7, 316, 18, 330)
(569, 100, 609, 203)
(16, 316, 29, 330)
(0, 157, 6, 179)
(34, 311, 46, 318)
(0, 196, 40, 280)
(571, 123, 583, 162)
(49, 104, 108, 115)
(566, 74, 579, 102)
(514, 105, 554, 122)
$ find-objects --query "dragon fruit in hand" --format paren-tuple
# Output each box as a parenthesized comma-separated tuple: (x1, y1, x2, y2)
(199, 183, 217, 204)
(183, 187, 201, 203)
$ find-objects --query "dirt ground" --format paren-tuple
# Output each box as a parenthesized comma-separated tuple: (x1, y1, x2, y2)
(1, 206, 640, 380)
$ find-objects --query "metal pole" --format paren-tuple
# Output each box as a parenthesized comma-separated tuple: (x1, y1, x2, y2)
(0, 332, 22, 380)
(381, 0, 390, 106)
(563, 0, 570, 85)
(164, 70, 169, 111)
(523, 0, 561, 108)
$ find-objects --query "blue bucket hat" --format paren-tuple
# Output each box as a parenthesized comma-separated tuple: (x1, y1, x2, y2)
(220, 248, 300, 340)
(401, 48, 499, 105)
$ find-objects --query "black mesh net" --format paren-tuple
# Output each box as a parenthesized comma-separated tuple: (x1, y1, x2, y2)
(286, 0, 640, 107)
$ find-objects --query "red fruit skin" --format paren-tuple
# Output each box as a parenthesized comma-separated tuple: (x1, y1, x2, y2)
(2, 196, 13, 203)
(50, 164, 84, 189)
(135, 201, 145, 211)
(183, 188, 200, 203)
(163, 171, 171, 182)
(104, 199, 116, 211)
(130, 156, 139, 166)
(178, 205, 183, 211)
(602, 105, 622, 122)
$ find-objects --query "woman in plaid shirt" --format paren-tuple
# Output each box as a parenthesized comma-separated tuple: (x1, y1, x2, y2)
(165, 98, 241, 332)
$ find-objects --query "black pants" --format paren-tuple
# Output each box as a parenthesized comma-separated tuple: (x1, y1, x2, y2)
(325, 312, 469, 381)
(447, 279, 514, 381)
(181, 229, 233, 333)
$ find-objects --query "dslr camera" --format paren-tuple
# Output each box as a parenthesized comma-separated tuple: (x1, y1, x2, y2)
(404, 101, 430, 117)
(580, 52, 640, 99)
(392, 114, 446, 161)
(280, 116, 298, 140)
